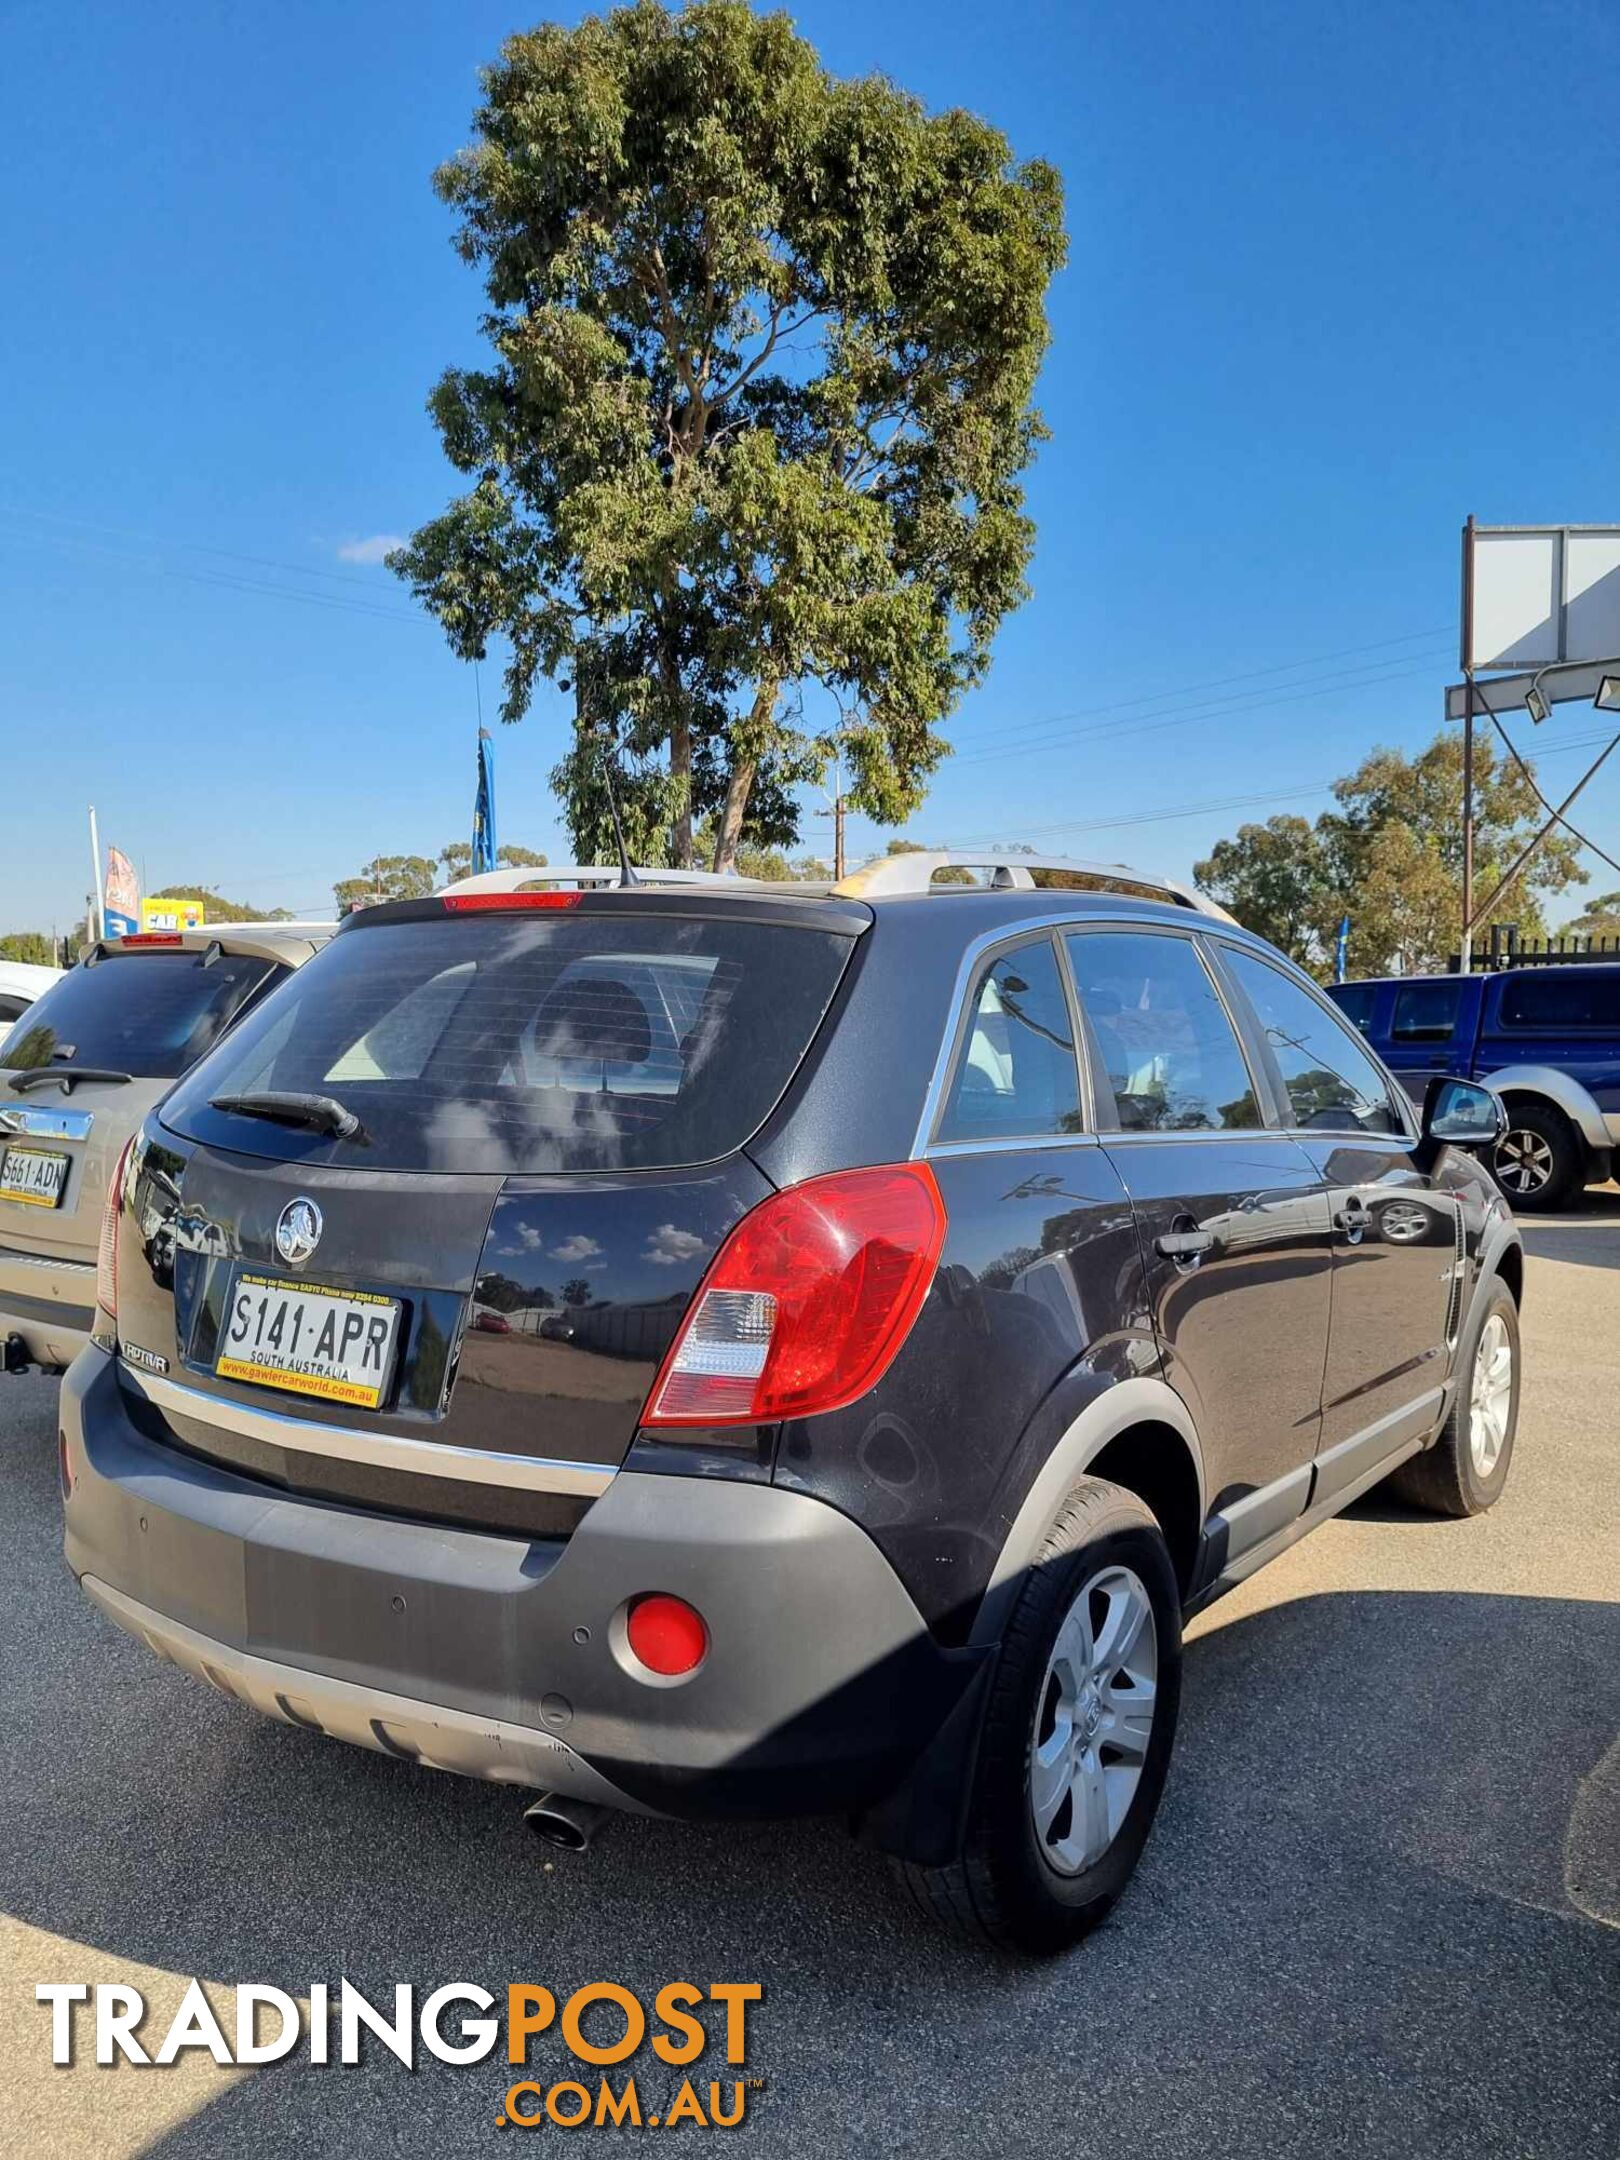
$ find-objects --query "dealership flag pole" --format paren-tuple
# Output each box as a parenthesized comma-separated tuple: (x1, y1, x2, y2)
(87, 805, 106, 942)
(473, 727, 498, 876)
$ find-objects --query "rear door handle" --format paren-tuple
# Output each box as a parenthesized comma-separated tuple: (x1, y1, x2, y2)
(1155, 1229, 1215, 1263)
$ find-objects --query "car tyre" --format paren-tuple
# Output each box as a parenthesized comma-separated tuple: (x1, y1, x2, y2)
(1491, 1101, 1583, 1212)
(1383, 1278, 1520, 1518)
(893, 1477, 1181, 1955)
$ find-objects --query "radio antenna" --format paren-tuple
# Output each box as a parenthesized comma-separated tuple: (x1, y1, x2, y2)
(598, 732, 639, 889)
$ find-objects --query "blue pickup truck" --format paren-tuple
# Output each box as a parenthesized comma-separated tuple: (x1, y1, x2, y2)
(1327, 963, 1620, 1209)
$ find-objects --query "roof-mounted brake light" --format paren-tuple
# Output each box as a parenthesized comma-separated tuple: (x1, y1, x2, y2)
(440, 891, 584, 913)
(115, 933, 184, 947)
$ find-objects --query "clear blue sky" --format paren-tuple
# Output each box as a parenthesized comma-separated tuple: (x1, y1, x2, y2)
(4, 0, 1619, 931)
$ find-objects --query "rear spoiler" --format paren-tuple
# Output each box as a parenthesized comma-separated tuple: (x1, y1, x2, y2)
(94, 923, 337, 968)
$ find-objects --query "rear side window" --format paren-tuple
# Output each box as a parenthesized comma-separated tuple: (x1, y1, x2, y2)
(1391, 980, 1462, 1042)
(1223, 947, 1400, 1135)
(1067, 931, 1261, 1132)
(161, 913, 855, 1173)
(0, 951, 277, 1080)
(936, 938, 1082, 1143)
(1495, 970, 1620, 1033)
(1328, 981, 1377, 1034)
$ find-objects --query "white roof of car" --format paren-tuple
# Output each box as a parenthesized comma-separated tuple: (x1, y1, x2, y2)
(0, 960, 62, 998)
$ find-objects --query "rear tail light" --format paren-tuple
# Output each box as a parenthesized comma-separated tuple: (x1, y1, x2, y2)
(642, 1163, 946, 1428)
(95, 1137, 136, 1329)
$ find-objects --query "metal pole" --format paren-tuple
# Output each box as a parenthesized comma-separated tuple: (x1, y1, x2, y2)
(87, 805, 105, 943)
(833, 742, 846, 883)
(1461, 677, 1475, 974)
(1458, 517, 1476, 974)
(1465, 730, 1620, 935)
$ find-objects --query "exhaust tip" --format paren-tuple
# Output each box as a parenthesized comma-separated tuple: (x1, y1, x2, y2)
(523, 1793, 608, 1853)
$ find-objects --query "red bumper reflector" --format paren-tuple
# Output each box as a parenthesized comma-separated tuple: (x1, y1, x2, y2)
(625, 1594, 709, 1677)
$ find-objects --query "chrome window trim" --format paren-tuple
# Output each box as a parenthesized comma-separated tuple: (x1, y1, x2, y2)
(926, 1132, 1104, 1159)
(119, 1363, 617, 1497)
(909, 907, 1314, 1160)
(1063, 919, 1275, 1139)
(1101, 1127, 1302, 1147)
(914, 920, 1094, 1157)
(1208, 936, 1417, 1143)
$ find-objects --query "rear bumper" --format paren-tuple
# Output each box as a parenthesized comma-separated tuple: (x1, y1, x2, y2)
(61, 1346, 978, 1819)
(0, 1244, 95, 1369)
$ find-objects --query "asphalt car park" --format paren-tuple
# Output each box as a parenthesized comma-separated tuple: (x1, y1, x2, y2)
(1, 1196, 1615, 2156)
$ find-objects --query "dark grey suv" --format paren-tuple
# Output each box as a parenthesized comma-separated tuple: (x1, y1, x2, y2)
(59, 853, 1522, 1952)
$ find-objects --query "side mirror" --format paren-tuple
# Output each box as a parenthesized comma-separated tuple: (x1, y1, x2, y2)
(1423, 1075, 1505, 1149)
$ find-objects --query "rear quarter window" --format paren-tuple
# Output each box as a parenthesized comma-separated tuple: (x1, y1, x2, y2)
(1494, 969, 1620, 1034)
(160, 912, 856, 1173)
(0, 951, 278, 1079)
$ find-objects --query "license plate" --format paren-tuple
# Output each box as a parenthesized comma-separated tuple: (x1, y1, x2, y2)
(216, 1272, 401, 1410)
(0, 1145, 69, 1209)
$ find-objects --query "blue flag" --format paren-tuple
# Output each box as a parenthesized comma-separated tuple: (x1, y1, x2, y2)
(1335, 914, 1350, 983)
(473, 728, 498, 875)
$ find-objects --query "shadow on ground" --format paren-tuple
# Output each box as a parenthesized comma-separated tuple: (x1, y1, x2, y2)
(2, 1378, 1616, 2159)
(1517, 1186, 1620, 1272)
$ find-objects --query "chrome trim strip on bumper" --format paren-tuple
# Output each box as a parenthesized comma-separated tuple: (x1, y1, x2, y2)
(1, 1103, 95, 1140)
(0, 1245, 96, 1276)
(119, 1362, 618, 1498)
(80, 1576, 651, 1809)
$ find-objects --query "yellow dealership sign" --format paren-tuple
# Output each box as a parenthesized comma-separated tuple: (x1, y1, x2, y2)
(140, 897, 205, 932)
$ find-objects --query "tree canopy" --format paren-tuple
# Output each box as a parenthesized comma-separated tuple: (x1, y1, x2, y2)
(0, 932, 59, 967)
(1561, 888, 1620, 938)
(1195, 732, 1586, 976)
(150, 884, 292, 923)
(332, 843, 549, 913)
(391, 0, 1066, 870)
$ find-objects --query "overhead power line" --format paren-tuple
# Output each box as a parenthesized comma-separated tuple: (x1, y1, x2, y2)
(945, 624, 1451, 747)
(940, 723, 1620, 849)
(0, 503, 415, 594)
(0, 519, 428, 628)
(944, 649, 1454, 768)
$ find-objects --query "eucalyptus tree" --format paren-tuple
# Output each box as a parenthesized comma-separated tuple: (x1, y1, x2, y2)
(391, 0, 1065, 867)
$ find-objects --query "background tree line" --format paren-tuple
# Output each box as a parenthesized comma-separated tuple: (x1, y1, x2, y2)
(1192, 729, 1611, 978)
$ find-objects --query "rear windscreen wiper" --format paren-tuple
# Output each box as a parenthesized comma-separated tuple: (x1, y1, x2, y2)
(209, 1090, 366, 1140)
(7, 1066, 134, 1094)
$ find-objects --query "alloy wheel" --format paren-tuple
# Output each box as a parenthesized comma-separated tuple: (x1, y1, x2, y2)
(1468, 1311, 1514, 1478)
(1028, 1565, 1158, 1876)
(1494, 1127, 1554, 1196)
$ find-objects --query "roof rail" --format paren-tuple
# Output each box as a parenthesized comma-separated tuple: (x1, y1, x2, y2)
(833, 850, 1234, 920)
(439, 864, 789, 898)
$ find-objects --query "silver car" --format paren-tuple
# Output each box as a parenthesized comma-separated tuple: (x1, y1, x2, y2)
(0, 922, 332, 1373)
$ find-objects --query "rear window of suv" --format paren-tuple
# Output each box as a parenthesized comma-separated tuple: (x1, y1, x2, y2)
(160, 912, 856, 1173)
(0, 950, 278, 1079)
